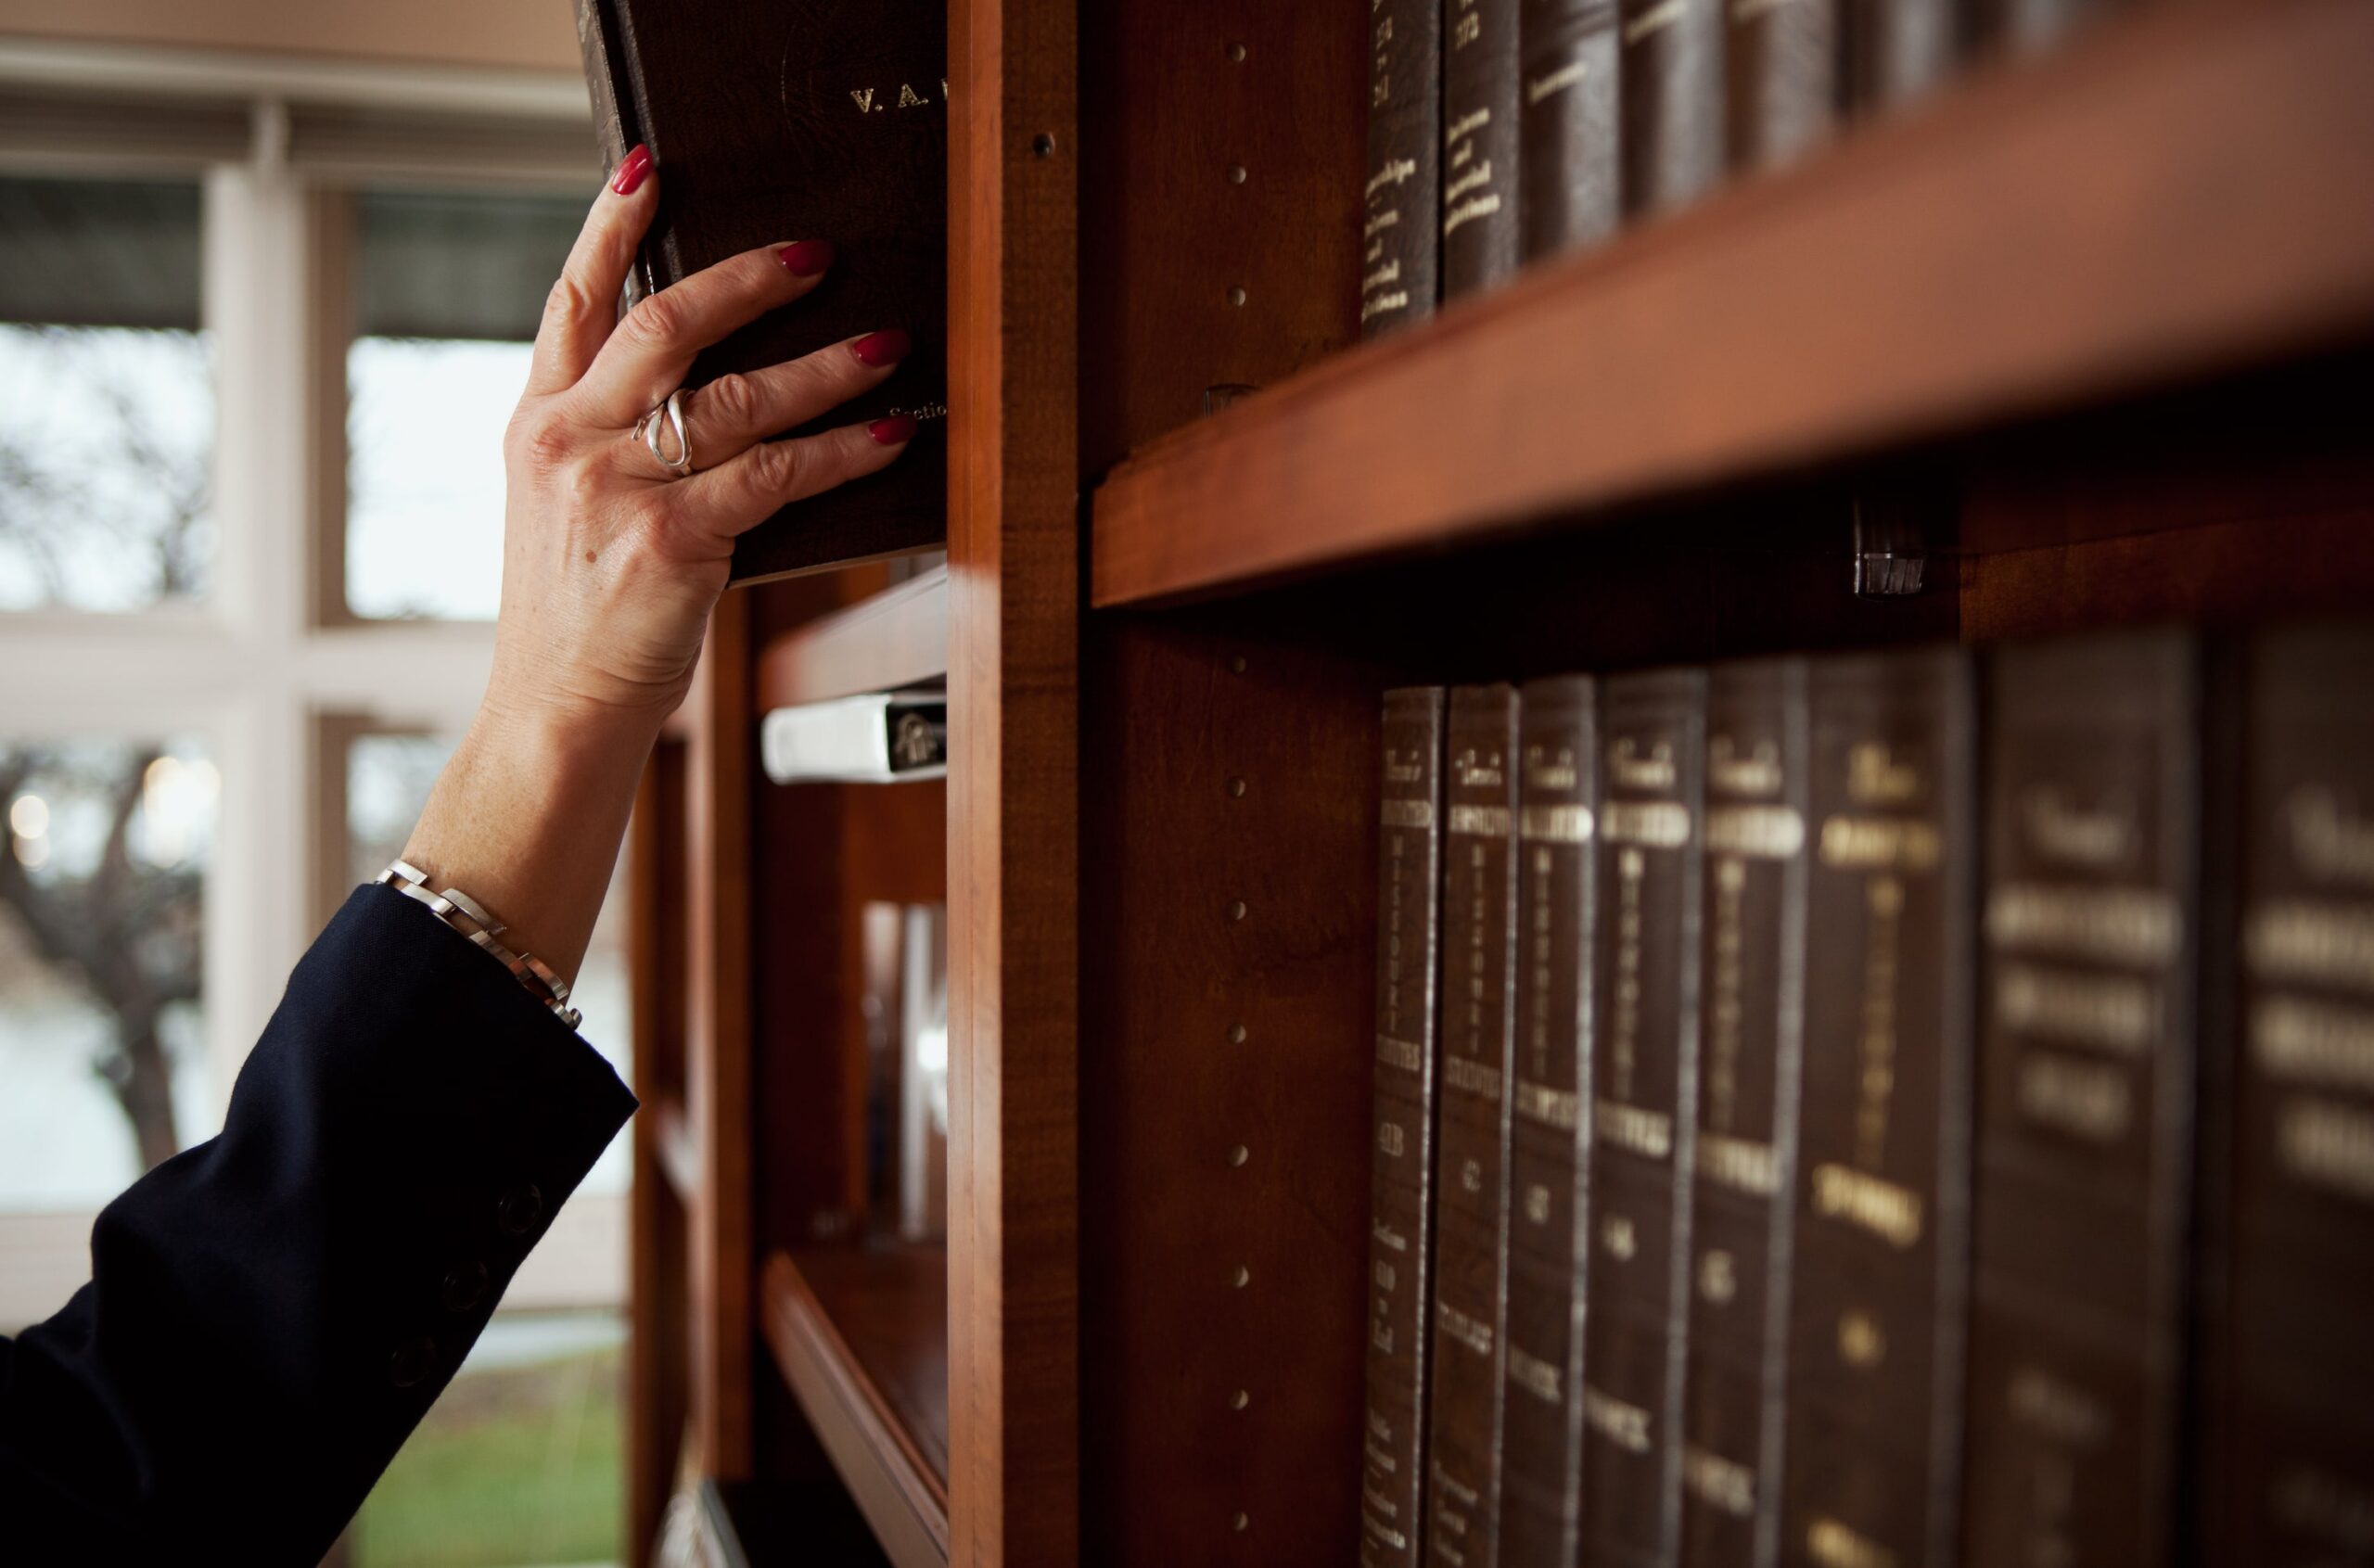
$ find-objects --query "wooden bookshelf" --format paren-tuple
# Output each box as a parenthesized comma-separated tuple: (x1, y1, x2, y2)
(619, 0, 2374, 1562)
(759, 1247, 951, 1568)
(1091, 0, 2374, 609)
(756, 566, 951, 711)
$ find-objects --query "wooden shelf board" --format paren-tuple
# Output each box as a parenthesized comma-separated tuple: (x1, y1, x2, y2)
(652, 1090, 699, 1209)
(760, 1243, 951, 1568)
(1089, 0, 2374, 608)
(756, 566, 950, 712)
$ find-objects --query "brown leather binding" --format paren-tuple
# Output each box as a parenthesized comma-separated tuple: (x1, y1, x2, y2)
(576, 0, 947, 583)
(1678, 658, 1810, 1568)
(1423, 685, 1522, 1567)
(1780, 648, 1976, 1568)
(1962, 632, 2199, 1568)
(1579, 667, 1707, 1568)
(1364, 0, 1444, 338)
(1496, 675, 1601, 1566)
(1361, 689, 1449, 1568)
(1442, 0, 1525, 299)
(1517, 0, 1621, 261)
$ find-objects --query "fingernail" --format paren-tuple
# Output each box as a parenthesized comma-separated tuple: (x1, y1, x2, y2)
(610, 144, 652, 196)
(868, 414, 919, 446)
(777, 239, 834, 277)
(850, 329, 911, 368)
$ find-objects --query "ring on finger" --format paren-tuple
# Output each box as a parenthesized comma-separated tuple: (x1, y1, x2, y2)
(632, 389, 695, 476)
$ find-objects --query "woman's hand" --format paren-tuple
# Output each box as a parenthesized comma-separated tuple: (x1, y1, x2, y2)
(488, 141, 913, 741)
(402, 145, 911, 984)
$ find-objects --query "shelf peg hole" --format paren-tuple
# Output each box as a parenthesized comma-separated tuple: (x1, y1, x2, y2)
(1227, 285, 1248, 307)
(1227, 776, 1247, 797)
(1227, 163, 1247, 185)
(1233, 1512, 1250, 1533)
(1226, 899, 1248, 923)
(1226, 41, 1247, 62)
(1031, 132, 1057, 159)
(1228, 1143, 1250, 1167)
(1227, 1022, 1247, 1044)
(1230, 1388, 1251, 1411)
(1231, 1264, 1250, 1288)
(1229, 655, 1247, 674)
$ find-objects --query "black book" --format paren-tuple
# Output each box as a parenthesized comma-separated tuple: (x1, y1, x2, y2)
(1364, 0, 1445, 337)
(1443, 0, 1525, 299)
(1517, 0, 1621, 261)
(576, 0, 947, 582)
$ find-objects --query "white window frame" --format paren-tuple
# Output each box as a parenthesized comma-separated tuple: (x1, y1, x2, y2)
(0, 40, 628, 1327)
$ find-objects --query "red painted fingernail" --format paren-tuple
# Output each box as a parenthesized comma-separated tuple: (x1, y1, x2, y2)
(777, 239, 834, 276)
(868, 414, 919, 446)
(850, 328, 911, 368)
(609, 144, 652, 196)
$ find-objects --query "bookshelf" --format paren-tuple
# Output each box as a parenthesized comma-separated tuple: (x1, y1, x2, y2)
(619, 0, 2374, 1562)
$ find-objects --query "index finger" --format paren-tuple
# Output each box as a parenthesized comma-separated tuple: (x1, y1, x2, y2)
(523, 144, 658, 399)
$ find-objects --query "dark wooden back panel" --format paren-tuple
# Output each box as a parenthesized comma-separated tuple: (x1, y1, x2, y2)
(1079, 618, 1385, 1565)
(1077, 0, 1367, 473)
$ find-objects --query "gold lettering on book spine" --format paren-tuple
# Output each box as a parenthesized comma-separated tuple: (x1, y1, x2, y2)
(2248, 899, 2374, 992)
(2253, 996, 2374, 1091)
(1612, 846, 1645, 1101)
(1706, 855, 1747, 1130)
(1809, 1162, 1924, 1247)
(1683, 1446, 1757, 1517)
(1807, 1517, 1899, 1568)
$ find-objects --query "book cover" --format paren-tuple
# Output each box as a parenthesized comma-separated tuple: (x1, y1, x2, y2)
(576, 0, 947, 583)
(1443, 0, 1525, 298)
(1364, 0, 1446, 336)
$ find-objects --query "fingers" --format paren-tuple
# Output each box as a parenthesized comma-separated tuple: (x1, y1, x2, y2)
(671, 330, 910, 467)
(572, 238, 837, 427)
(525, 144, 659, 398)
(671, 416, 917, 538)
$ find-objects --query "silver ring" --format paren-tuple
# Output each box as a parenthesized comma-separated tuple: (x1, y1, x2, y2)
(632, 389, 694, 476)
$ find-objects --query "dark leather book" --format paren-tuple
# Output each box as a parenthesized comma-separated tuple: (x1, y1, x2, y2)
(1621, 0, 1726, 217)
(1840, 0, 1959, 111)
(1362, 688, 1449, 1568)
(1579, 667, 1707, 1568)
(1517, 0, 1621, 261)
(1780, 648, 1975, 1568)
(1726, 0, 1837, 172)
(1496, 675, 1601, 1566)
(1987, 0, 2124, 56)
(1363, 0, 1444, 338)
(1423, 684, 1522, 1568)
(575, 0, 947, 583)
(1678, 657, 1811, 1568)
(2202, 623, 2374, 1563)
(1442, 0, 1525, 299)
(1961, 633, 2199, 1568)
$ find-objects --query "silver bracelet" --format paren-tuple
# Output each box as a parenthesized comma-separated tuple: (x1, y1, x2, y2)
(375, 859, 582, 1029)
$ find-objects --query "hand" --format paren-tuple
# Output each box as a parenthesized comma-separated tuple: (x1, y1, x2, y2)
(402, 144, 913, 985)
(487, 140, 914, 741)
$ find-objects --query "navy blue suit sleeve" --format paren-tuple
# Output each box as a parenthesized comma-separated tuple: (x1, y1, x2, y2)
(0, 883, 637, 1564)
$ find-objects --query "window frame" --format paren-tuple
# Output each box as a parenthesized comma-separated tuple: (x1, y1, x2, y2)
(0, 39, 624, 1323)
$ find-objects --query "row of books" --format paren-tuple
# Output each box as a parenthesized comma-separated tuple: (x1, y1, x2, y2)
(1358, 624, 2374, 1567)
(1359, 0, 2119, 336)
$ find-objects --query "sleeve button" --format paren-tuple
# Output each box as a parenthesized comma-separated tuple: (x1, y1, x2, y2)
(389, 1337, 439, 1390)
(497, 1183, 544, 1236)
(441, 1261, 490, 1313)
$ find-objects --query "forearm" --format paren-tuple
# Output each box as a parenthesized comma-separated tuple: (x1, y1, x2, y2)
(400, 702, 660, 984)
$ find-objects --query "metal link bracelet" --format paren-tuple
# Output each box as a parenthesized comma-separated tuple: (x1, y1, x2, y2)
(375, 859, 583, 1029)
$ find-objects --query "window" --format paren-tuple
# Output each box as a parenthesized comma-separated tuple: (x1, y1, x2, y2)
(0, 58, 622, 1336)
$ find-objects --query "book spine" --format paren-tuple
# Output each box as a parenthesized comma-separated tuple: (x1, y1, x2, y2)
(1780, 648, 1976, 1568)
(1423, 684, 1523, 1568)
(1443, 0, 1525, 299)
(1678, 658, 1810, 1568)
(1516, 0, 1621, 261)
(1364, 0, 1445, 338)
(1620, 0, 1725, 217)
(1841, 0, 1959, 111)
(1362, 688, 1450, 1568)
(1961, 633, 2199, 1568)
(571, 0, 653, 303)
(1579, 667, 1707, 1568)
(1496, 675, 1601, 1566)
(2207, 623, 2374, 1563)
(1724, 0, 1837, 172)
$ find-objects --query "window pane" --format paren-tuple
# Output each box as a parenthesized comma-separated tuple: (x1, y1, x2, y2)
(351, 1311, 624, 1568)
(342, 727, 632, 1195)
(344, 190, 581, 622)
(0, 738, 215, 1210)
(0, 176, 213, 613)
